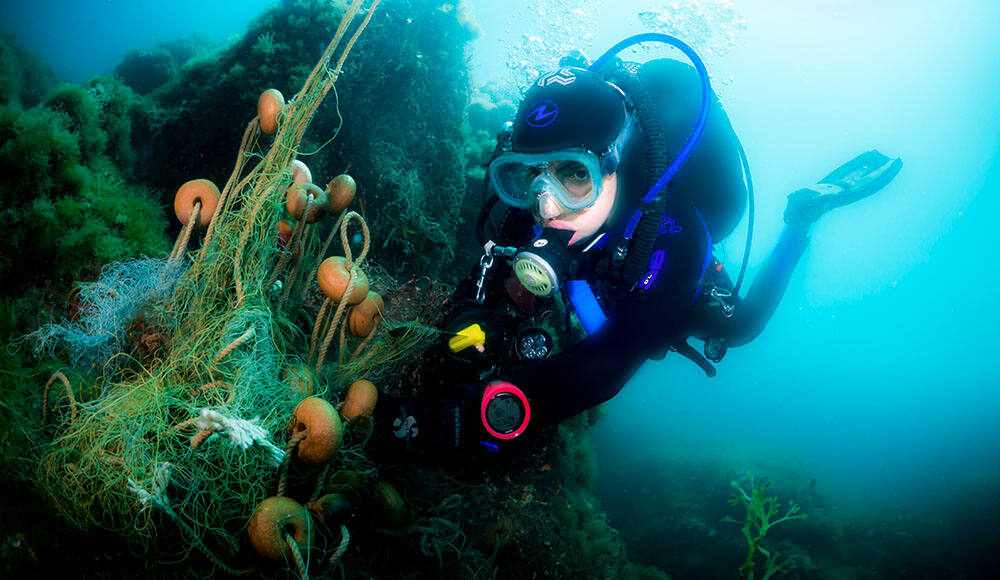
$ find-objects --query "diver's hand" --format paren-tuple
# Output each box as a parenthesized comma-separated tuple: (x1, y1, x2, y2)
(784, 150, 902, 226)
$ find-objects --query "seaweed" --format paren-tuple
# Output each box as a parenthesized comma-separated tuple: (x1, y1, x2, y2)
(723, 473, 808, 580)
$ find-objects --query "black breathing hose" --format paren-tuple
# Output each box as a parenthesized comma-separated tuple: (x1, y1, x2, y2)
(476, 186, 501, 247)
(606, 65, 671, 286)
(732, 138, 754, 297)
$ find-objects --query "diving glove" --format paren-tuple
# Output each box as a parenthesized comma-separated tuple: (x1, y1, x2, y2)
(784, 149, 903, 226)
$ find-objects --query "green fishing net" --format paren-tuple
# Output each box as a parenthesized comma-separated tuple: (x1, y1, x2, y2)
(30, 0, 440, 574)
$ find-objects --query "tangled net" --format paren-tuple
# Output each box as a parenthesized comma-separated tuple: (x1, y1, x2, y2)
(30, 0, 441, 575)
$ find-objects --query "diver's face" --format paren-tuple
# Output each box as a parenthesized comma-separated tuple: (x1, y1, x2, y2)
(534, 171, 618, 246)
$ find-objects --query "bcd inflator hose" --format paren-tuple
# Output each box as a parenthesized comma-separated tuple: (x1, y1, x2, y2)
(589, 33, 713, 287)
(589, 33, 712, 205)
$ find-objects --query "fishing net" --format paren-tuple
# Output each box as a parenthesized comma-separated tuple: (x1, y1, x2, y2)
(30, 0, 441, 574)
(25, 257, 182, 372)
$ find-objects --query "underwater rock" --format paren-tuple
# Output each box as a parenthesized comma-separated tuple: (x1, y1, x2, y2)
(125, 0, 477, 282)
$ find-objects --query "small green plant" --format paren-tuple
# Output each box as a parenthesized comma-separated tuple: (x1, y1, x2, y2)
(723, 473, 807, 580)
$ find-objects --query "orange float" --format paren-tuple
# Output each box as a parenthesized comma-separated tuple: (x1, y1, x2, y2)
(326, 174, 357, 214)
(247, 497, 312, 559)
(257, 88, 284, 135)
(285, 182, 327, 223)
(348, 291, 384, 337)
(317, 256, 369, 305)
(173, 179, 220, 228)
(288, 397, 342, 465)
(341, 379, 378, 421)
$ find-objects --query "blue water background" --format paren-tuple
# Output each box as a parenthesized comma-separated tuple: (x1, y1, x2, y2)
(4, 0, 998, 528)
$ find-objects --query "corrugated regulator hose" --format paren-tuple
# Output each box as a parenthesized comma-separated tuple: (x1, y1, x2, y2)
(607, 68, 670, 286)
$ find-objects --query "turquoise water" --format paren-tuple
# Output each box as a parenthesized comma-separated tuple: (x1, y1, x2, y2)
(3, 0, 998, 576)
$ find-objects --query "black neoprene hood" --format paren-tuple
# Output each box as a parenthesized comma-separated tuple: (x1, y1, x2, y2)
(511, 68, 628, 155)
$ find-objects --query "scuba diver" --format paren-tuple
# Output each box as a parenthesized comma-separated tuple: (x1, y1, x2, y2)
(372, 34, 902, 462)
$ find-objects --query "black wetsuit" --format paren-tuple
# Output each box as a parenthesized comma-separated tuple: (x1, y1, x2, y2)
(373, 58, 812, 460)
(455, 207, 810, 430)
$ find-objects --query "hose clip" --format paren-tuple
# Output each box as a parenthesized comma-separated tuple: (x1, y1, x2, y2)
(708, 287, 735, 317)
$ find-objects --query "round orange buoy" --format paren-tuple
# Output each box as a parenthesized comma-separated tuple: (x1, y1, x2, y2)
(247, 496, 312, 559)
(348, 291, 384, 338)
(341, 379, 378, 421)
(257, 89, 284, 135)
(289, 397, 342, 465)
(174, 179, 220, 228)
(317, 256, 368, 305)
(326, 174, 357, 214)
(285, 182, 327, 223)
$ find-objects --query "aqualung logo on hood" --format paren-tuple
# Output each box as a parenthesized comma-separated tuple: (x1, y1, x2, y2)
(526, 100, 558, 128)
(538, 68, 577, 87)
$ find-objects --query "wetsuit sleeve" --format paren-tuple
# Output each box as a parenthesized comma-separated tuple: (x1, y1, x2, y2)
(502, 206, 711, 427)
(692, 223, 811, 347)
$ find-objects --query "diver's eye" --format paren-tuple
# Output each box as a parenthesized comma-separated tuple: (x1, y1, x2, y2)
(553, 162, 592, 199)
(554, 162, 589, 182)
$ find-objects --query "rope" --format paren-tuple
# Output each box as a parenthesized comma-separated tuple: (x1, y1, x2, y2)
(203, 119, 259, 250)
(336, 315, 349, 365)
(287, 0, 369, 145)
(266, 211, 308, 292)
(285, 532, 309, 580)
(308, 297, 332, 362)
(350, 326, 379, 360)
(314, 212, 370, 370)
(278, 219, 315, 309)
(309, 464, 330, 505)
(277, 431, 308, 497)
(213, 326, 256, 363)
(329, 525, 351, 567)
(332, 0, 381, 80)
(302, 0, 364, 96)
(190, 428, 214, 449)
(340, 211, 371, 268)
(315, 273, 355, 371)
(195, 380, 235, 405)
(170, 200, 201, 263)
(168, 416, 199, 434)
(42, 371, 76, 426)
(190, 409, 285, 467)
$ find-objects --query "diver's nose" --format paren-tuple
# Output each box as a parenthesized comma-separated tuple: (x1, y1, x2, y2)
(537, 192, 563, 219)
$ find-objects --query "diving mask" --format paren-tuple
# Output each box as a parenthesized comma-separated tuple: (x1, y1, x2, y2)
(490, 151, 605, 212)
(488, 114, 634, 213)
